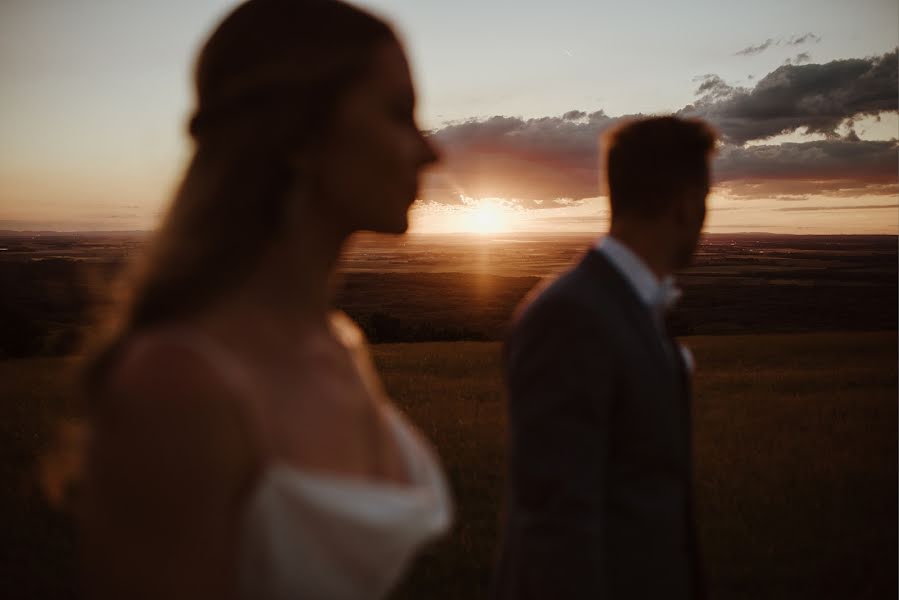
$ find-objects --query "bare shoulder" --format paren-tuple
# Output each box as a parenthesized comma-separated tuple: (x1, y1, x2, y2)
(84, 334, 258, 599)
(105, 332, 234, 412)
(98, 330, 259, 485)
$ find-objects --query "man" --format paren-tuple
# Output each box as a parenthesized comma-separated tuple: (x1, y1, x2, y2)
(492, 116, 716, 599)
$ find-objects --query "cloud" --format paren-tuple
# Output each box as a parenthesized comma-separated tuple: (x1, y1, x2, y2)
(693, 74, 733, 99)
(734, 33, 822, 56)
(422, 51, 898, 205)
(721, 180, 899, 200)
(735, 39, 774, 56)
(715, 138, 898, 182)
(787, 33, 822, 46)
(533, 215, 608, 228)
(775, 203, 897, 212)
(562, 110, 587, 121)
(424, 110, 624, 205)
(680, 50, 897, 144)
(783, 52, 812, 66)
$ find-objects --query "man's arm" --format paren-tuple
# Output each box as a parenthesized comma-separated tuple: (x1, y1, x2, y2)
(503, 299, 615, 599)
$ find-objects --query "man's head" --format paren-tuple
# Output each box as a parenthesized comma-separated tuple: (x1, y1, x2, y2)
(603, 116, 717, 269)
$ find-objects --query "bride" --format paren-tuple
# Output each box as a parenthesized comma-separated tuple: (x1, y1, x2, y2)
(79, 1, 451, 598)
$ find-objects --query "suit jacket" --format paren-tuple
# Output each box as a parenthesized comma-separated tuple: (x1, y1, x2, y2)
(491, 248, 704, 600)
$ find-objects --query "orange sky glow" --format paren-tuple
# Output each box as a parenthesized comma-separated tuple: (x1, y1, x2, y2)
(0, 1, 896, 235)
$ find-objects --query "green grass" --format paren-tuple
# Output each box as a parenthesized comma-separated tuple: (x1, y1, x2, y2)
(2, 332, 896, 599)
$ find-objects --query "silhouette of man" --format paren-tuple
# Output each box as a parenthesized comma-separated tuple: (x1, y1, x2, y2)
(492, 116, 716, 599)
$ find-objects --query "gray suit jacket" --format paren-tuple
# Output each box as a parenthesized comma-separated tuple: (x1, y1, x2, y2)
(491, 248, 704, 599)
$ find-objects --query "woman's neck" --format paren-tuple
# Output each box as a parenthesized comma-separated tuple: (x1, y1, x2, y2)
(209, 202, 351, 342)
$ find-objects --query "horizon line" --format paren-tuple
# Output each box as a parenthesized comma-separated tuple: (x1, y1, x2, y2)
(1, 229, 897, 238)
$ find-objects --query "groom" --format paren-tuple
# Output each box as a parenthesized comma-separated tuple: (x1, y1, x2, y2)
(492, 116, 716, 599)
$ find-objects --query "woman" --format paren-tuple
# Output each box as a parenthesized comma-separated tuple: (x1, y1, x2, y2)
(80, 1, 451, 598)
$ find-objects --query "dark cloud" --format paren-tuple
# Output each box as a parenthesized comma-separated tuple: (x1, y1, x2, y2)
(716, 139, 898, 182)
(734, 33, 821, 56)
(680, 50, 898, 144)
(424, 130, 896, 205)
(693, 74, 733, 99)
(735, 39, 774, 56)
(562, 110, 587, 121)
(783, 52, 811, 66)
(787, 33, 822, 46)
(422, 51, 898, 205)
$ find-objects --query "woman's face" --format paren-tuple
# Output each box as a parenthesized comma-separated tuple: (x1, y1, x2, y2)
(306, 41, 438, 235)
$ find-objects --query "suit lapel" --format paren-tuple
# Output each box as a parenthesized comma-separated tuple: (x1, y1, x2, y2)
(579, 249, 678, 380)
(666, 335, 692, 443)
(581, 249, 704, 597)
(667, 337, 690, 398)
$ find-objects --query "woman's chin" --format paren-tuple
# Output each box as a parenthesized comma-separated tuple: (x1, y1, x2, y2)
(383, 219, 409, 235)
(363, 215, 409, 235)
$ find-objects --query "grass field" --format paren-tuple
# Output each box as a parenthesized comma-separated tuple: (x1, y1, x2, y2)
(1, 331, 896, 598)
(374, 332, 898, 599)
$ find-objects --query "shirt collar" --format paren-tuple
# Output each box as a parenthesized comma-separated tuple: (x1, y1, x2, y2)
(595, 235, 681, 314)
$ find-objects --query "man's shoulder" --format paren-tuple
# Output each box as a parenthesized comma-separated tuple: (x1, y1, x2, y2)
(512, 250, 624, 331)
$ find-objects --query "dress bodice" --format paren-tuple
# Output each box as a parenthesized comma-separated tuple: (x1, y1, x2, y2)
(150, 314, 452, 599)
(238, 402, 452, 599)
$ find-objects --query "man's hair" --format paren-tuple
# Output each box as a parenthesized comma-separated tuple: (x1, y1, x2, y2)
(603, 116, 717, 219)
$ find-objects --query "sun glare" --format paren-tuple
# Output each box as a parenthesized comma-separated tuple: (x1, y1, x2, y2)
(466, 200, 506, 234)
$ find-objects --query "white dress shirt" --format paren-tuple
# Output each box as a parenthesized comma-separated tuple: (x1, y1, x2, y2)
(595, 236, 694, 373)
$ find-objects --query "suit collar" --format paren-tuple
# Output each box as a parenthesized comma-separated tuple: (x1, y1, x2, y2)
(579, 248, 646, 312)
(595, 236, 682, 319)
(579, 248, 679, 377)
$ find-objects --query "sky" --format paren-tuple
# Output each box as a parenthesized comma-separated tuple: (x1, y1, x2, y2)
(0, 0, 897, 233)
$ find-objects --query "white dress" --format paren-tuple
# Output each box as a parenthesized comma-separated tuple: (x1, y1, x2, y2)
(166, 314, 453, 600)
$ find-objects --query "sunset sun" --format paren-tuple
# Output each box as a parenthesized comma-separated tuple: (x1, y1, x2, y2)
(466, 200, 507, 234)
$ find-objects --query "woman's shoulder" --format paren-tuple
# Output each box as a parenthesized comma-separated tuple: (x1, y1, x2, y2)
(101, 327, 254, 421)
(86, 330, 259, 564)
(110, 327, 208, 381)
(96, 326, 260, 478)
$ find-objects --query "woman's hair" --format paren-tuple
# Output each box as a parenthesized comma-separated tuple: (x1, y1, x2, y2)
(84, 0, 396, 390)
